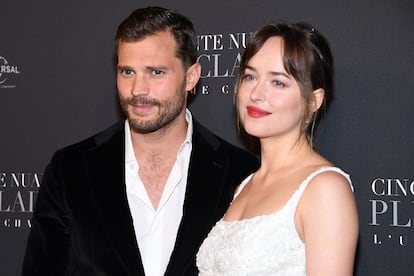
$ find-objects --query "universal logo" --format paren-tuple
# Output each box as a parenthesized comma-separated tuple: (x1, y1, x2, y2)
(369, 177, 414, 247)
(0, 56, 20, 89)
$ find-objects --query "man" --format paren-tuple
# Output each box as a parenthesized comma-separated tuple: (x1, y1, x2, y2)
(22, 6, 259, 276)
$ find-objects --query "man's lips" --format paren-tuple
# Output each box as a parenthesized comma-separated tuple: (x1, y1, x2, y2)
(246, 106, 271, 118)
(130, 103, 156, 114)
(128, 98, 160, 114)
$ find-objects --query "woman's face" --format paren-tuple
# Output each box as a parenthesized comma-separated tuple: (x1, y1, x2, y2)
(237, 36, 305, 142)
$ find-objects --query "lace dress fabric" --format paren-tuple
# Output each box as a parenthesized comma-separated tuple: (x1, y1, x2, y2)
(196, 167, 351, 276)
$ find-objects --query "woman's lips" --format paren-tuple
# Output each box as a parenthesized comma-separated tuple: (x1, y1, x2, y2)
(246, 106, 271, 118)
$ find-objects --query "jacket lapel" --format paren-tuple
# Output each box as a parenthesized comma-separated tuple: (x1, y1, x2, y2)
(85, 122, 145, 275)
(165, 122, 233, 275)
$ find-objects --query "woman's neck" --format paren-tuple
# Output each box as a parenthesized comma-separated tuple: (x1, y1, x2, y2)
(259, 135, 313, 172)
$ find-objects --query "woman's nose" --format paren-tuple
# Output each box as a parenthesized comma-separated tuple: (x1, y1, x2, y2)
(249, 81, 265, 102)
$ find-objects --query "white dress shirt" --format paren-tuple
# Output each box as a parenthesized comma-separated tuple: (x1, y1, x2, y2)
(124, 109, 193, 276)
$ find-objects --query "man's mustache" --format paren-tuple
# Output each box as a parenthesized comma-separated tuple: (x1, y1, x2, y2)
(127, 96, 161, 107)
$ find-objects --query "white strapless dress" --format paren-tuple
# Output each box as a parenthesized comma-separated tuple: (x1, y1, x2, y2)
(196, 167, 352, 276)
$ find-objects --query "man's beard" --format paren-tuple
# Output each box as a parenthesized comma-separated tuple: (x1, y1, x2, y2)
(119, 83, 187, 134)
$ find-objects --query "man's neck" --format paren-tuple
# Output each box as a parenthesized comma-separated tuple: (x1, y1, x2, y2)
(129, 117, 189, 209)
(130, 118, 188, 157)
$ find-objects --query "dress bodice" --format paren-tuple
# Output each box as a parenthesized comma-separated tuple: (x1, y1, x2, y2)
(196, 167, 351, 276)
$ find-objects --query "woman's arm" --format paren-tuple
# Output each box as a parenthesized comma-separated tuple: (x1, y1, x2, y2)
(297, 171, 359, 276)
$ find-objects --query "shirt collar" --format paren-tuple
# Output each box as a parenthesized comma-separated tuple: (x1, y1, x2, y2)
(125, 108, 193, 164)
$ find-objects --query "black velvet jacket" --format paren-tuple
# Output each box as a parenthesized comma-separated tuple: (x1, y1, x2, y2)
(22, 120, 259, 276)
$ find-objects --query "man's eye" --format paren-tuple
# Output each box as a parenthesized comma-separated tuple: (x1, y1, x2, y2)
(152, 69, 164, 76)
(121, 69, 134, 75)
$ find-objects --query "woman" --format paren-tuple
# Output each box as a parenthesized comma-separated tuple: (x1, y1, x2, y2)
(197, 23, 359, 275)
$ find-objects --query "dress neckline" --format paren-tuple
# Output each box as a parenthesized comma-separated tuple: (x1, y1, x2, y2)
(222, 166, 348, 223)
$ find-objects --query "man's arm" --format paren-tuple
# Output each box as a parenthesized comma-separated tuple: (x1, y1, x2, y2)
(22, 155, 73, 276)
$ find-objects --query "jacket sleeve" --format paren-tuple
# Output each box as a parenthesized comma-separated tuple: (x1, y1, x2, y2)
(22, 154, 74, 276)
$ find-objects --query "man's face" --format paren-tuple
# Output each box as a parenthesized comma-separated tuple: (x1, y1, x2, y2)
(117, 31, 188, 134)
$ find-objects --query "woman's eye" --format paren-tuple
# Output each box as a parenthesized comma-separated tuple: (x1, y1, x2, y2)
(243, 74, 255, 81)
(273, 80, 285, 87)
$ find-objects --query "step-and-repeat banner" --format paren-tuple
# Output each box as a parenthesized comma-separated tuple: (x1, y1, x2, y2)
(1, 0, 412, 275)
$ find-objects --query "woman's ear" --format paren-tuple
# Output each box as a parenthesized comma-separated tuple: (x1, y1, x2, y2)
(311, 88, 325, 112)
(185, 63, 201, 92)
